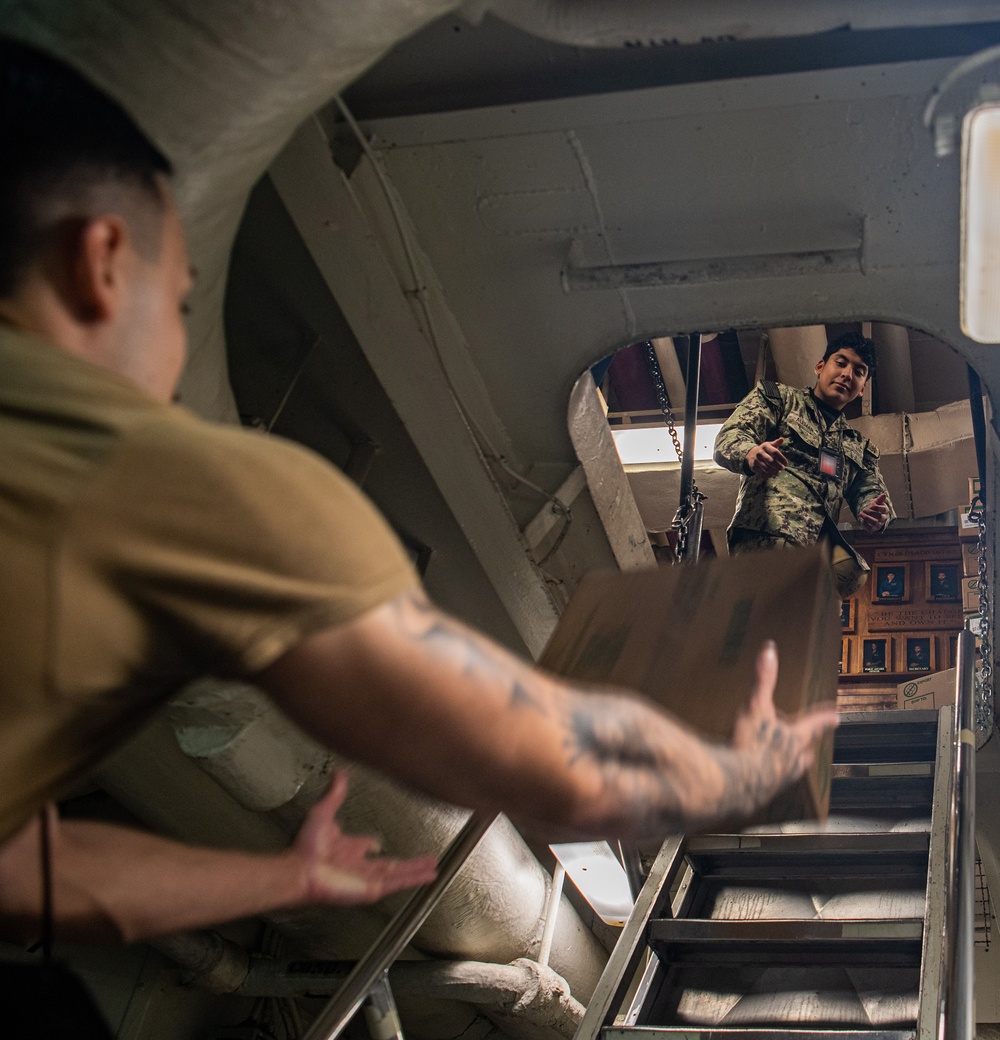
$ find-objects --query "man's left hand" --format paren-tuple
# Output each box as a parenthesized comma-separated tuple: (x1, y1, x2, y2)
(858, 492, 890, 532)
(292, 772, 438, 905)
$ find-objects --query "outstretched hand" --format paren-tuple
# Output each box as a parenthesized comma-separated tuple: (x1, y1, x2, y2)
(292, 773, 438, 906)
(746, 437, 787, 478)
(729, 641, 839, 805)
(858, 492, 890, 532)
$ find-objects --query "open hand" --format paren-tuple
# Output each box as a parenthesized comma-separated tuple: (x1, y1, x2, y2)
(746, 437, 787, 478)
(858, 492, 890, 532)
(729, 641, 839, 805)
(292, 773, 438, 905)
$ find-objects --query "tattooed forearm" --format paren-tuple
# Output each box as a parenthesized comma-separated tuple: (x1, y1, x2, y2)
(304, 592, 837, 841)
(391, 591, 548, 713)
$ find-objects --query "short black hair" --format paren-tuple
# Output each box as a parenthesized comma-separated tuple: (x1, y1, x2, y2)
(823, 330, 877, 377)
(0, 37, 172, 297)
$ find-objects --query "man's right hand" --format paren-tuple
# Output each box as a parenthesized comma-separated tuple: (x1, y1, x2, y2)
(746, 437, 787, 478)
(728, 641, 839, 814)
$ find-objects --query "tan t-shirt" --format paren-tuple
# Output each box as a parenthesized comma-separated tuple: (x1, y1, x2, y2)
(0, 327, 418, 840)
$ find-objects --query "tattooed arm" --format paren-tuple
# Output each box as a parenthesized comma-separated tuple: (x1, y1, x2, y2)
(258, 589, 837, 839)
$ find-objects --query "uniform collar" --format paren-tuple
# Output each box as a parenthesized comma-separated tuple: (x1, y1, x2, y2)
(805, 387, 849, 432)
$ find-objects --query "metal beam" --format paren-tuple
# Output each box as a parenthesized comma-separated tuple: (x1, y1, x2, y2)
(270, 120, 560, 655)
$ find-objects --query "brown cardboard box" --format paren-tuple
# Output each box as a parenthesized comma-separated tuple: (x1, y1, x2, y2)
(897, 668, 957, 711)
(969, 476, 982, 502)
(849, 403, 977, 521)
(962, 540, 979, 577)
(959, 509, 979, 542)
(962, 576, 982, 611)
(540, 544, 838, 824)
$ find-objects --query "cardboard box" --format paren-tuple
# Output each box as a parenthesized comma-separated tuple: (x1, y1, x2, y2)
(960, 509, 979, 542)
(849, 402, 976, 521)
(962, 540, 980, 577)
(540, 544, 838, 824)
(897, 668, 957, 711)
(962, 576, 982, 612)
(969, 476, 982, 502)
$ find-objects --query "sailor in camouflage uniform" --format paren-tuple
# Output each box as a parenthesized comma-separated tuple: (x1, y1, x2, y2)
(713, 331, 894, 594)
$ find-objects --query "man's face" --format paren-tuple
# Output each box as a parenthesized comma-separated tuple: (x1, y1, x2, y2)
(814, 347, 869, 409)
(115, 184, 192, 402)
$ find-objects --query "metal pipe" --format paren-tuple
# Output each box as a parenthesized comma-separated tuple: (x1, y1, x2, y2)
(363, 974, 405, 1040)
(679, 333, 701, 508)
(486, 0, 1000, 50)
(302, 811, 498, 1040)
(617, 841, 645, 901)
(945, 630, 977, 1040)
(537, 863, 565, 968)
(686, 496, 705, 566)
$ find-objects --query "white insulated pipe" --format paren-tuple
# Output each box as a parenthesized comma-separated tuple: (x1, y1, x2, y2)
(477, 0, 1000, 49)
(2, 0, 459, 421)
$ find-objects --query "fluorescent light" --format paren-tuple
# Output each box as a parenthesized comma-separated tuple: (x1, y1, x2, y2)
(549, 841, 634, 926)
(962, 104, 1000, 342)
(611, 423, 724, 466)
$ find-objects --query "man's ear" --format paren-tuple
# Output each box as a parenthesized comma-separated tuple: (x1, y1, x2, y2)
(814, 357, 825, 377)
(69, 215, 130, 323)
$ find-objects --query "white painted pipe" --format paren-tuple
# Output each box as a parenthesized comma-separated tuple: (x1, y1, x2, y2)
(480, 0, 1000, 49)
(536, 864, 565, 969)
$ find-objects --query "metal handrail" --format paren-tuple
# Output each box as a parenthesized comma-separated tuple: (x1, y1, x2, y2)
(943, 629, 977, 1040)
(302, 811, 498, 1040)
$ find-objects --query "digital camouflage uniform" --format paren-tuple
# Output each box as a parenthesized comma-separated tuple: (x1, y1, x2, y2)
(713, 382, 895, 577)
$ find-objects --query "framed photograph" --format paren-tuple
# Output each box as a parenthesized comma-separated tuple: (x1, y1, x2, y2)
(925, 562, 960, 602)
(873, 563, 909, 604)
(905, 636, 935, 673)
(862, 637, 890, 673)
(840, 599, 856, 633)
(839, 638, 850, 674)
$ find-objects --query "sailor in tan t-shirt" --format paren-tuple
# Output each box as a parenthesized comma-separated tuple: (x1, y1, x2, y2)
(0, 39, 837, 945)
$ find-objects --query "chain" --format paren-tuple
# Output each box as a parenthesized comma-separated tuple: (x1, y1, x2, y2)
(646, 341, 685, 465)
(969, 498, 995, 746)
(645, 341, 705, 562)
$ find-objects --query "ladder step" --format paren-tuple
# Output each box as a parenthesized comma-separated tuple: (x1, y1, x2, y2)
(648, 919, 923, 966)
(680, 832, 928, 880)
(833, 711, 937, 763)
(605, 1028, 915, 1040)
(683, 833, 928, 854)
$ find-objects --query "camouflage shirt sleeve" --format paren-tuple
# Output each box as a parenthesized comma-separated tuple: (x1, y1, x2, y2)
(713, 382, 784, 474)
(843, 437, 897, 528)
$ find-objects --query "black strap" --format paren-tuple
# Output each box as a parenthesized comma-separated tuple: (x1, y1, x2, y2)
(968, 364, 987, 508)
(39, 808, 53, 960)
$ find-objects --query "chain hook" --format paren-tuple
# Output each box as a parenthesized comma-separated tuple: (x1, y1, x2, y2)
(645, 341, 706, 562)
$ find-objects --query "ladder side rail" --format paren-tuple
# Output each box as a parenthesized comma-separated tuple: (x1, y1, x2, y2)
(944, 629, 977, 1040)
(302, 811, 498, 1040)
(916, 705, 956, 1040)
(573, 836, 687, 1040)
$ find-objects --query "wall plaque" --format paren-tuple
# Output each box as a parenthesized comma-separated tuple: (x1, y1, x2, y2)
(874, 545, 961, 563)
(867, 605, 962, 632)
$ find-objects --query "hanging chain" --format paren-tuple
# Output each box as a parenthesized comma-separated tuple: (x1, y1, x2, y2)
(969, 497, 995, 746)
(646, 341, 685, 465)
(645, 341, 704, 561)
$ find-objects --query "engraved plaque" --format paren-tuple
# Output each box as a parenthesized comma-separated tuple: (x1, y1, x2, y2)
(867, 605, 962, 632)
(874, 545, 961, 563)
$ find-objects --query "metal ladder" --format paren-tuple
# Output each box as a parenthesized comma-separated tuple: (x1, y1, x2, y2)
(577, 632, 977, 1040)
